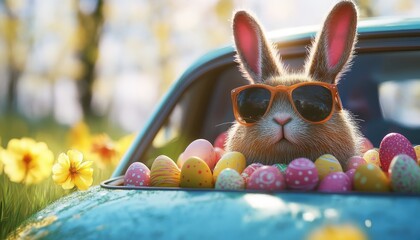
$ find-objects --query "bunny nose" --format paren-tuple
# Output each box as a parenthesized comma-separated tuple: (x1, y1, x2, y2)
(274, 114, 292, 126)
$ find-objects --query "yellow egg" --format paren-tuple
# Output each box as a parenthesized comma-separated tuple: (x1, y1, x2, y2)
(180, 157, 213, 188)
(150, 155, 181, 187)
(414, 145, 420, 165)
(354, 163, 390, 192)
(307, 224, 367, 240)
(314, 154, 343, 180)
(363, 149, 381, 167)
(212, 151, 246, 182)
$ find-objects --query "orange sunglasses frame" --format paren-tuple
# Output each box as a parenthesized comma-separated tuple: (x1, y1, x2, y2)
(231, 82, 343, 126)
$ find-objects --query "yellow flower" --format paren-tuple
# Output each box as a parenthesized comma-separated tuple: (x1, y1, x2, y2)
(52, 150, 93, 190)
(0, 147, 4, 174)
(116, 133, 136, 156)
(67, 121, 91, 152)
(88, 134, 119, 169)
(2, 138, 54, 184)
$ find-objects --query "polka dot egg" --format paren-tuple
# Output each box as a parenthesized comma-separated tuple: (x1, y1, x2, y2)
(354, 163, 390, 192)
(389, 154, 420, 193)
(346, 156, 366, 171)
(379, 132, 416, 172)
(286, 158, 319, 191)
(215, 168, 245, 190)
(314, 154, 342, 180)
(180, 157, 213, 188)
(124, 162, 151, 187)
(363, 149, 380, 167)
(318, 172, 351, 192)
(247, 166, 285, 191)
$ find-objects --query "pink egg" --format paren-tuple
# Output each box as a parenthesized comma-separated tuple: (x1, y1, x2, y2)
(318, 172, 351, 192)
(178, 139, 216, 170)
(246, 166, 285, 191)
(124, 162, 150, 187)
(285, 158, 319, 191)
(241, 163, 264, 183)
(379, 133, 416, 172)
(361, 137, 374, 153)
(345, 169, 356, 190)
(214, 132, 228, 150)
(214, 147, 225, 167)
(346, 156, 367, 171)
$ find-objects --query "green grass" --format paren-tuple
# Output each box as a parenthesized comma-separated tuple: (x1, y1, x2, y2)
(0, 165, 114, 239)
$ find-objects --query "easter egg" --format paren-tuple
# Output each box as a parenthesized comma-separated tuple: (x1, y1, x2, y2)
(213, 151, 246, 182)
(150, 155, 181, 187)
(214, 147, 225, 166)
(318, 172, 351, 192)
(286, 158, 319, 191)
(379, 133, 416, 172)
(363, 149, 380, 167)
(273, 163, 288, 175)
(414, 145, 420, 164)
(346, 156, 366, 171)
(215, 168, 245, 190)
(178, 139, 216, 170)
(314, 154, 343, 180)
(345, 169, 356, 190)
(180, 157, 213, 188)
(308, 224, 367, 240)
(214, 131, 228, 150)
(389, 154, 420, 193)
(124, 162, 150, 187)
(247, 166, 285, 191)
(354, 163, 390, 192)
(361, 137, 374, 153)
(241, 163, 264, 183)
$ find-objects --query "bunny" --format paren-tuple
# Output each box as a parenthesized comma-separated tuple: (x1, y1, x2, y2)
(226, 1, 363, 166)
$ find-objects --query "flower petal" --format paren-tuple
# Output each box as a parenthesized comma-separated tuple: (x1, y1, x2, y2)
(74, 173, 93, 191)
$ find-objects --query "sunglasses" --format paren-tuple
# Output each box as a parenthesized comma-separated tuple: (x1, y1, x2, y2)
(231, 82, 343, 126)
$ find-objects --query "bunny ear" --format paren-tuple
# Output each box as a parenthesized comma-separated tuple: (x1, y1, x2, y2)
(233, 11, 283, 83)
(305, 1, 358, 84)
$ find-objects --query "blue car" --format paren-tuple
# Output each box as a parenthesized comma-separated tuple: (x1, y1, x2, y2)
(13, 16, 420, 239)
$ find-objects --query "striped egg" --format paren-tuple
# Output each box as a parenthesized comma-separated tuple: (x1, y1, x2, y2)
(150, 155, 180, 187)
(315, 154, 343, 180)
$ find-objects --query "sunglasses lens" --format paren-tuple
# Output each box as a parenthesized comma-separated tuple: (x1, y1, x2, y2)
(236, 87, 271, 123)
(292, 85, 333, 122)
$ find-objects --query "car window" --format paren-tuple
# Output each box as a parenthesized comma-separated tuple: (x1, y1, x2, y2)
(142, 49, 420, 165)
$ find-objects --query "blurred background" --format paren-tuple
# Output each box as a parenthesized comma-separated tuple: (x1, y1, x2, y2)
(1, 0, 420, 145)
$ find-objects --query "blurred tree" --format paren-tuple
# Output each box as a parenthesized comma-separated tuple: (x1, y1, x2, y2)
(76, 0, 104, 116)
(0, 0, 27, 111)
